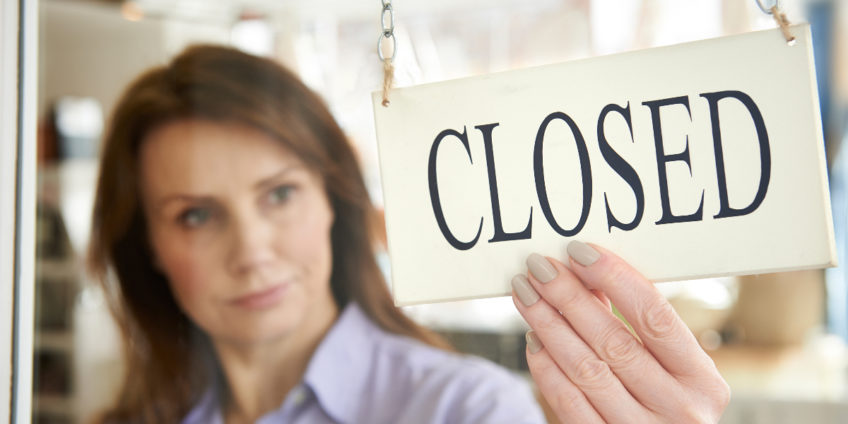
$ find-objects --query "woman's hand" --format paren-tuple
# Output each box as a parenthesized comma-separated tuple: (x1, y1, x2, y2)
(511, 241, 730, 423)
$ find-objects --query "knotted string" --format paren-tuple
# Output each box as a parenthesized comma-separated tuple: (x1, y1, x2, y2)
(770, 5, 796, 45)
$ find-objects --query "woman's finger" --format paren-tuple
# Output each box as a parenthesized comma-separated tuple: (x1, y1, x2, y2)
(511, 287, 655, 423)
(524, 254, 685, 415)
(565, 241, 719, 380)
(523, 330, 606, 424)
(590, 289, 611, 311)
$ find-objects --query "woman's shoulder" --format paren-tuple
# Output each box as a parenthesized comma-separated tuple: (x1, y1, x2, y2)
(347, 303, 511, 382)
(374, 326, 512, 385)
(351, 306, 546, 423)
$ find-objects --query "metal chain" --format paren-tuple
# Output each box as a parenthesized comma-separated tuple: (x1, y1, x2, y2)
(378, 0, 396, 106)
(378, 0, 397, 62)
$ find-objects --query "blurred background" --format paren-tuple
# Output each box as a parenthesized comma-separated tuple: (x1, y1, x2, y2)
(31, 0, 848, 422)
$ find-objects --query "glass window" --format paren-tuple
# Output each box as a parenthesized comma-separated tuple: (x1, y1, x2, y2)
(14, 0, 848, 423)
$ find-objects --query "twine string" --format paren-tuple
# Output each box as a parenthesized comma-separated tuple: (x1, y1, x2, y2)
(378, 0, 396, 107)
(382, 60, 395, 107)
(769, 5, 796, 45)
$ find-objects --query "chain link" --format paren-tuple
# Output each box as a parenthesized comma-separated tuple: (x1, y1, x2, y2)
(378, 0, 396, 62)
(755, 0, 780, 15)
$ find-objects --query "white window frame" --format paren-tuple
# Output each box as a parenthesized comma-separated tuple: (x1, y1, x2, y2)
(2, 0, 38, 422)
(0, 0, 20, 420)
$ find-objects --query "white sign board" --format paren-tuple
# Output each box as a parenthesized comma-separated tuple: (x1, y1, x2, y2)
(373, 25, 837, 306)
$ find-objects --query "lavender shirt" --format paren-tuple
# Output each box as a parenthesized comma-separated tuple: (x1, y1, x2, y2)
(182, 303, 546, 424)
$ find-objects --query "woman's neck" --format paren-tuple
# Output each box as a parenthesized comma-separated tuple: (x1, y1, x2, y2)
(214, 298, 340, 424)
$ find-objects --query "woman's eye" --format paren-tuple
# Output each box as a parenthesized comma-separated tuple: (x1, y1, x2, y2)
(268, 185, 294, 204)
(178, 207, 211, 228)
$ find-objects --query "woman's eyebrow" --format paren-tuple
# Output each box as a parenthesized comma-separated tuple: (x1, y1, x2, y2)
(155, 194, 213, 211)
(151, 165, 305, 211)
(254, 165, 303, 191)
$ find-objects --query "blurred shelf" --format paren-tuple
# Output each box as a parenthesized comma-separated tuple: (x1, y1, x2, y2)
(35, 331, 72, 352)
(36, 259, 78, 282)
(721, 397, 848, 424)
(709, 335, 848, 402)
(34, 174, 82, 424)
(34, 394, 73, 417)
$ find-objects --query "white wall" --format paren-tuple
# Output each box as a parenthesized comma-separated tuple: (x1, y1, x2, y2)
(39, 0, 229, 122)
(40, 1, 166, 122)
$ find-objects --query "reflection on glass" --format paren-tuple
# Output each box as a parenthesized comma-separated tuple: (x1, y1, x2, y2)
(32, 1, 848, 423)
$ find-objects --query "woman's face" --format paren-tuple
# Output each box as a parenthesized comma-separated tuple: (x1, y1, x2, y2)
(139, 119, 337, 346)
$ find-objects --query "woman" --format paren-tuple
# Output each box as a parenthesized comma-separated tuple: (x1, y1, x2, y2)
(88, 45, 729, 423)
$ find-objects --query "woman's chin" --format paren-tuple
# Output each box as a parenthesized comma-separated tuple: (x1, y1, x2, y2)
(211, 304, 307, 347)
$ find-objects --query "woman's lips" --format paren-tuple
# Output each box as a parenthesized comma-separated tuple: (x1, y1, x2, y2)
(230, 283, 289, 310)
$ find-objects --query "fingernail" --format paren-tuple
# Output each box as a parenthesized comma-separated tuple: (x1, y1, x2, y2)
(511, 274, 540, 307)
(567, 241, 600, 266)
(526, 330, 543, 354)
(526, 253, 557, 283)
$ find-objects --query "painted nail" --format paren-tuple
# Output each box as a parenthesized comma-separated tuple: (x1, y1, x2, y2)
(526, 253, 557, 283)
(567, 241, 600, 266)
(526, 330, 543, 354)
(511, 274, 540, 307)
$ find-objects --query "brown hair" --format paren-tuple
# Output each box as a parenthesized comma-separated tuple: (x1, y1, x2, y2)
(88, 45, 449, 423)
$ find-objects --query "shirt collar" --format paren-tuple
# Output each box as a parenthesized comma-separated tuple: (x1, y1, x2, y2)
(302, 302, 377, 423)
(182, 384, 224, 424)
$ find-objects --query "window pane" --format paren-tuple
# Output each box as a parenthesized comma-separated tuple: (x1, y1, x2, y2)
(31, 1, 848, 423)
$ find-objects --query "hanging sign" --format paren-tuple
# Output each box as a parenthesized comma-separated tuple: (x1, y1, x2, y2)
(372, 24, 837, 306)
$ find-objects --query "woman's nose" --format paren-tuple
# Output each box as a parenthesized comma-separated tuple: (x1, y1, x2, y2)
(227, 209, 277, 276)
